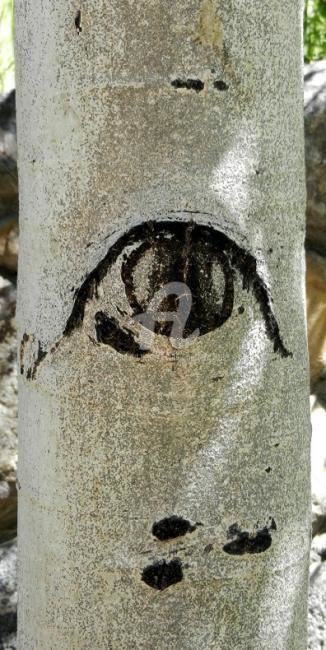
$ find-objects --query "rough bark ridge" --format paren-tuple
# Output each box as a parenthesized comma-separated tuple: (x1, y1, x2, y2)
(15, 2, 310, 649)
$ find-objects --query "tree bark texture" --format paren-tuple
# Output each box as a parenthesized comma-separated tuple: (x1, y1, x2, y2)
(15, 1, 310, 648)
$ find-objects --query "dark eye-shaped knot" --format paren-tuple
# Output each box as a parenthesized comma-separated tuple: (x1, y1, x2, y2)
(64, 220, 291, 359)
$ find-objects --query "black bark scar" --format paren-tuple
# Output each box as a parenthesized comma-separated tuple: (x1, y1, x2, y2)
(64, 220, 291, 358)
(141, 558, 183, 590)
(152, 515, 200, 541)
(95, 311, 147, 357)
(223, 519, 277, 555)
(21, 219, 292, 376)
(171, 79, 204, 92)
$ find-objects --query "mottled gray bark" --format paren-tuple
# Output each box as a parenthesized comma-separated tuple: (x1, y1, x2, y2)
(15, 1, 310, 648)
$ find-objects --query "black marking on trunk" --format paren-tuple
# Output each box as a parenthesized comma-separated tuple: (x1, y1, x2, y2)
(152, 515, 199, 541)
(30, 341, 47, 379)
(269, 517, 277, 531)
(223, 520, 276, 555)
(63, 220, 290, 357)
(95, 311, 148, 357)
(19, 332, 29, 375)
(64, 221, 291, 357)
(171, 79, 204, 92)
(21, 336, 47, 381)
(32, 218, 292, 364)
(141, 559, 183, 590)
(75, 10, 82, 34)
(213, 80, 229, 91)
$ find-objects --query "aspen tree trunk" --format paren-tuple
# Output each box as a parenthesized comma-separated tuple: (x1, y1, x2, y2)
(15, 1, 310, 648)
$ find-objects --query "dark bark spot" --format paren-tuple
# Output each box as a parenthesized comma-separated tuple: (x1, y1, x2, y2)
(22, 337, 47, 381)
(152, 516, 198, 541)
(141, 559, 183, 590)
(30, 342, 47, 379)
(171, 79, 204, 92)
(269, 517, 277, 531)
(61, 219, 291, 359)
(75, 10, 82, 34)
(223, 520, 276, 555)
(95, 311, 148, 358)
(19, 332, 29, 375)
(213, 80, 229, 91)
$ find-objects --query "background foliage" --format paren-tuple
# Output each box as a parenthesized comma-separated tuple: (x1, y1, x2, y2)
(0, 0, 325, 94)
(304, 0, 326, 62)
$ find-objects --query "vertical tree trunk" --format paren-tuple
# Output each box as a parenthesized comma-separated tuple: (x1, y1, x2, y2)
(15, 1, 310, 648)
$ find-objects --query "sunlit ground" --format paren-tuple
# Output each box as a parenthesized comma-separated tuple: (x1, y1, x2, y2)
(311, 397, 326, 511)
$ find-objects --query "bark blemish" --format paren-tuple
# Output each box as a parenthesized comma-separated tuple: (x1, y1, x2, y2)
(26, 341, 47, 380)
(252, 279, 291, 358)
(269, 517, 277, 530)
(152, 516, 200, 541)
(64, 276, 98, 335)
(230, 244, 291, 358)
(171, 79, 204, 92)
(213, 80, 229, 91)
(19, 332, 29, 375)
(75, 10, 82, 34)
(223, 520, 276, 555)
(124, 221, 234, 339)
(141, 559, 183, 590)
(63, 220, 292, 358)
(204, 543, 214, 553)
(95, 311, 148, 358)
(20, 334, 47, 380)
(33, 341, 47, 378)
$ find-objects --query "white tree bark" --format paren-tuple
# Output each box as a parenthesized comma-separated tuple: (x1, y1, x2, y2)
(15, 1, 310, 648)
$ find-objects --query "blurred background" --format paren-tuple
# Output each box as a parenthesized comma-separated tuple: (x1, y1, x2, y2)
(0, 0, 14, 96)
(0, 1, 325, 648)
